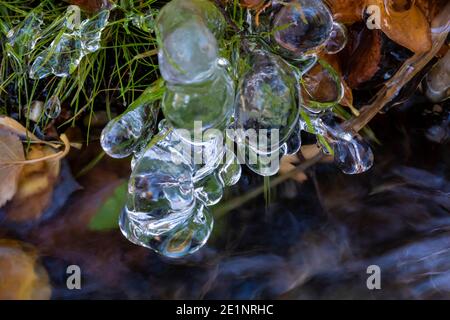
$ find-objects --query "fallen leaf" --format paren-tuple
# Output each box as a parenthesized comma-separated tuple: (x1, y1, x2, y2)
(0, 130, 25, 207)
(368, 0, 431, 53)
(344, 26, 383, 88)
(5, 145, 61, 222)
(0, 240, 51, 300)
(325, 0, 367, 24)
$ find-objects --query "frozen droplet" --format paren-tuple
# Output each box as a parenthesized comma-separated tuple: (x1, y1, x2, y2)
(120, 202, 213, 258)
(235, 50, 299, 151)
(162, 66, 235, 131)
(195, 173, 224, 206)
(324, 22, 348, 55)
(272, 0, 333, 58)
(6, 12, 43, 65)
(29, 9, 109, 79)
(80, 10, 110, 53)
(219, 149, 242, 187)
(334, 136, 374, 175)
(245, 148, 282, 177)
(158, 19, 219, 84)
(44, 96, 61, 119)
(100, 103, 158, 159)
(128, 10, 156, 32)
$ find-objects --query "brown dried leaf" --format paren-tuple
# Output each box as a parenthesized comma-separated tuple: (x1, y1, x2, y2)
(369, 0, 432, 53)
(0, 130, 25, 208)
(325, 0, 367, 24)
(5, 145, 61, 222)
(0, 240, 51, 300)
(344, 27, 383, 88)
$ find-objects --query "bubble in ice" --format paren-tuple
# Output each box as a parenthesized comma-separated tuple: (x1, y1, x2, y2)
(44, 95, 61, 119)
(29, 8, 109, 79)
(324, 22, 348, 55)
(100, 103, 158, 159)
(333, 136, 374, 175)
(272, 0, 333, 58)
(162, 66, 235, 132)
(235, 50, 299, 151)
(158, 19, 219, 84)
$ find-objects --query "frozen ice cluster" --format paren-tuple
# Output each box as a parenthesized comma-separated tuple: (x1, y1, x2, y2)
(101, 0, 374, 257)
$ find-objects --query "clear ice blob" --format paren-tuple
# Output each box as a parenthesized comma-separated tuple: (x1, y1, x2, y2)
(100, 102, 158, 159)
(272, 0, 333, 58)
(6, 12, 43, 65)
(324, 22, 348, 55)
(120, 119, 241, 257)
(334, 136, 374, 175)
(156, 0, 226, 40)
(162, 66, 235, 132)
(29, 8, 109, 79)
(235, 50, 299, 151)
(127, 144, 195, 219)
(158, 18, 219, 84)
(44, 95, 61, 119)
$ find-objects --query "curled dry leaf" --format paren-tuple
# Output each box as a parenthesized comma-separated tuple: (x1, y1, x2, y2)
(0, 117, 71, 221)
(0, 239, 51, 300)
(5, 145, 62, 222)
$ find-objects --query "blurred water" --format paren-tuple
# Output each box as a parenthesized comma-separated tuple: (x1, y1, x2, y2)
(0, 96, 449, 300)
